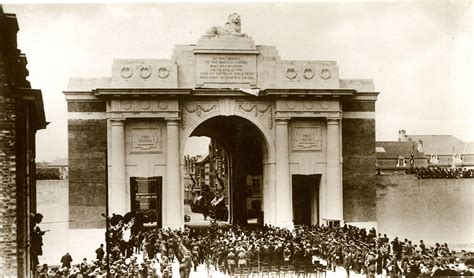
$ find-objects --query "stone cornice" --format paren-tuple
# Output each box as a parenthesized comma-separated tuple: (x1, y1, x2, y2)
(262, 88, 355, 97)
(15, 88, 47, 130)
(93, 88, 192, 99)
(275, 111, 342, 119)
(64, 91, 98, 102)
(193, 49, 259, 54)
(351, 92, 380, 101)
(90, 88, 358, 99)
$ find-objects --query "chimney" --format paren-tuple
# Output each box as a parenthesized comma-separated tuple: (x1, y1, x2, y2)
(398, 129, 406, 142)
(417, 139, 423, 153)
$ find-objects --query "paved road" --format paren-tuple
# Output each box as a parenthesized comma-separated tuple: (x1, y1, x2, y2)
(185, 205, 231, 227)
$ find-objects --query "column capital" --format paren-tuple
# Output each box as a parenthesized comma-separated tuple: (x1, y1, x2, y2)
(165, 117, 180, 123)
(275, 117, 290, 124)
(327, 118, 341, 125)
(110, 118, 125, 126)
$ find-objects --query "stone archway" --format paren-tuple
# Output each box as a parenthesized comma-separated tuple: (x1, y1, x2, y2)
(181, 109, 275, 224)
(178, 99, 278, 225)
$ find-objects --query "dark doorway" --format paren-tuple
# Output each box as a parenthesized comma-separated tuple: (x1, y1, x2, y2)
(130, 176, 162, 228)
(292, 174, 320, 226)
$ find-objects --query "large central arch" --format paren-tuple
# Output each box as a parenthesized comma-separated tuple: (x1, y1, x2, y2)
(180, 111, 276, 225)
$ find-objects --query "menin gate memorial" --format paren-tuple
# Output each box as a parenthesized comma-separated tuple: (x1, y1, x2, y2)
(64, 13, 379, 229)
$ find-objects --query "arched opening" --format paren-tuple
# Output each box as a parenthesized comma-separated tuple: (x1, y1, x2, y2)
(183, 116, 267, 225)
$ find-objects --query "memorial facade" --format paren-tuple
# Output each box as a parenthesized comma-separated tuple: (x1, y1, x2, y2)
(65, 14, 379, 230)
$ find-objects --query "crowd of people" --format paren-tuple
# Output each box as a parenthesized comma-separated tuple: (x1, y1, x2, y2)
(407, 167, 474, 179)
(36, 212, 474, 277)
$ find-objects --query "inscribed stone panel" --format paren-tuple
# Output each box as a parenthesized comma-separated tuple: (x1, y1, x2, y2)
(293, 126, 322, 151)
(130, 128, 162, 153)
(196, 54, 257, 87)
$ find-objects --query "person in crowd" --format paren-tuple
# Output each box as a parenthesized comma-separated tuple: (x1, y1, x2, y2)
(42, 210, 474, 277)
(226, 247, 236, 275)
(411, 166, 474, 179)
(95, 243, 105, 261)
(30, 213, 47, 271)
(37, 263, 49, 278)
(60, 252, 73, 269)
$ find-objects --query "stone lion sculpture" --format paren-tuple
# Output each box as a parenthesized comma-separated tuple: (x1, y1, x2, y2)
(203, 13, 248, 38)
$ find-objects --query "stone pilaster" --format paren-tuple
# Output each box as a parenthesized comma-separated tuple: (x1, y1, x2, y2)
(110, 119, 127, 215)
(165, 119, 183, 228)
(326, 118, 343, 221)
(275, 118, 293, 228)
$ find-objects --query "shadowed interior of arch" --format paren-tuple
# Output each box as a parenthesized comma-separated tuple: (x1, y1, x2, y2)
(183, 116, 267, 226)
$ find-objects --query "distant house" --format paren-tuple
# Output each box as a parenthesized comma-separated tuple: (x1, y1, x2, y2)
(183, 138, 229, 205)
(37, 158, 68, 180)
(376, 141, 426, 170)
(376, 130, 474, 172)
(406, 135, 473, 167)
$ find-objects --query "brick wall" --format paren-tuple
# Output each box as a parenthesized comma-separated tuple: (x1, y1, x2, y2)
(1, 7, 45, 276)
(342, 116, 377, 222)
(68, 119, 107, 228)
(377, 175, 474, 247)
(67, 101, 106, 112)
(342, 101, 375, 112)
(15, 101, 29, 277)
(0, 11, 21, 272)
(0, 59, 18, 275)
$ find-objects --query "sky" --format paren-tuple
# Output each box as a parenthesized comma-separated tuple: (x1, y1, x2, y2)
(3, 1, 473, 161)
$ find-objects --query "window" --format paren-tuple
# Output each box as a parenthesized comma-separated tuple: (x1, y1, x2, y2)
(396, 155, 406, 167)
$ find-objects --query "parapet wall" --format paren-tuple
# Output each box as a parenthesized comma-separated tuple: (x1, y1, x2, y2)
(376, 174, 474, 248)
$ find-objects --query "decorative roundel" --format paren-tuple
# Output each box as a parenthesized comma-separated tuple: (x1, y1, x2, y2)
(122, 100, 132, 110)
(286, 66, 297, 80)
(139, 66, 152, 79)
(320, 68, 332, 80)
(320, 100, 330, 110)
(140, 101, 150, 110)
(303, 101, 314, 110)
(303, 68, 315, 79)
(158, 101, 169, 110)
(158, 67, 170, 79)
(286, 100, 296, 110)
(121, 66, 133, 79)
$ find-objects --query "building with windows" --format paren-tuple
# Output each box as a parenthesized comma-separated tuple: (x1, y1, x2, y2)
(0, 5, 47, 276)
(184, 139, 229, 208)
(376, 129, 474, 171)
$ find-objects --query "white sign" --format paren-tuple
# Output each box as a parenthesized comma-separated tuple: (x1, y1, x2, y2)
(196, 54, 257, 87)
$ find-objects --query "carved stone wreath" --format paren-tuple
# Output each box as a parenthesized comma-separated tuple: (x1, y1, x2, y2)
(303, 68, 315, 79)
(139, 66, 152, 79)
(158, 67, 170, 79)
(320, 68, 331, 80)
(181, 103, 217, 130)
(121, 66, 133, 79)
(286, 66, 297, 80)
(238, 103, 273, 129)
